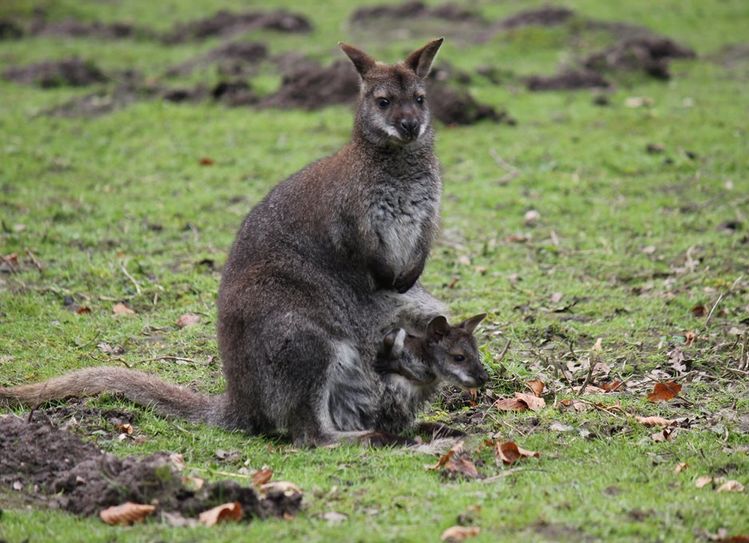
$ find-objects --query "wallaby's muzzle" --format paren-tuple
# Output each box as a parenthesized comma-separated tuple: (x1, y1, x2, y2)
(398, 118, 421, 141)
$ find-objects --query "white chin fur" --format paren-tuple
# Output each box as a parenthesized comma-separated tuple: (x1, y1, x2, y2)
(384, 126, 402, 140)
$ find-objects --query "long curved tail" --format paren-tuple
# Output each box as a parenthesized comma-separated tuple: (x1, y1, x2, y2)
(0, 367, 221, 425)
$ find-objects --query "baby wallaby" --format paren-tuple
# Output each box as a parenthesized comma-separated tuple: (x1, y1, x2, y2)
(368, 314, 488, 434)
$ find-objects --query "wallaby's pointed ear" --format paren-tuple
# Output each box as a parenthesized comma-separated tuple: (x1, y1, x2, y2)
(426, 315, 450, 340)
(459, 313, 487, 334)
(339, 41, 376, 77)
(383, 328, 406, 358)
(404, 37, 444, 78)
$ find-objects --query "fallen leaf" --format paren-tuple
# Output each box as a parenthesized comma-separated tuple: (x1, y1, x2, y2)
(441, 526, 481, 542)
(647, 381, 682, 402)
(428, 442, 459, 470)
(112, 302, 135, 316)
(690, 304, 707, 318)
(495, 441, 539, 466)
(674, 462, 688, 474)
(161, 511, 198, 528)
(199, 157, 215, 166)
(260, 481, 303, 498)
(625, 96, 654, 108)
(650, 428, 675, 442)
(214, 449, 241, 462)
(600, 381, 623, 392)
(100, 502, 156, 525)
(719, 536, 749, 543)
(76, 306, 92, 315)
(684, 331, 697, 346)
(635, 416, 677, 428)
(515, 392, 545, 411)
(559, 399, 589, 412)
(181, 475, 205, 490)
(427, 441, 480, 479)
(695, 476, 713, 488)
(524, 209, 540, 226)
(169, 453, 185, 471)
(526, 379, 545, 397)
(116, 422, 134, 434)
(641, 245, 657, 255)
(494, 397, 527, 411)
(457, 255, 471, 266)
(199, 502, 243, 526)
(717, 480, 745, 493)
(252, 467, 273, 487)
(176, 313, 201, 328)
(592, 337, 603, 352)
(549, 422, 574, 432)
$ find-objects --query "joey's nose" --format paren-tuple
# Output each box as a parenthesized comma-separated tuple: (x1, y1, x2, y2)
(399, 119, 420, 139)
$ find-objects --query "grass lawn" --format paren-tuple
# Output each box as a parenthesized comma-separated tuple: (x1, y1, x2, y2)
(1, 0, 748, 541)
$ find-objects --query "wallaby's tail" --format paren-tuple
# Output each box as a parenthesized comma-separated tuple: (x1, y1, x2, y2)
(0, 367, 220, 425)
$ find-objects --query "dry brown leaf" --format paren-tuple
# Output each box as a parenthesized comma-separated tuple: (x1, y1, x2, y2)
(635, 416, 677, 428)
(515, 392, 546, 412)
(198, 502, 243, 526)
(252, 467, 273, 487)
(181, 475, 205, 490)
(690, 304, 707, 318)
(695, 476, 713, 488)
(495, 441, 540, 466)
(559, 399, 589, 412)
(674, 462, 688, 474)
(260, 481, 303, 497)
(717, 480, 745, 493)
(650, 428, 675, 442)
(75, 306, 92, 315)
(526, 380, 545, 397)
(112, 302, 135, 316)
(592, 337, 603, 352)
(176, 313, 200, 328)
(428, 442, 460, 470)
(199, 157, 215, 166)
(647, 381, 682, 402)
(116, 422, 133, 434)
(494, 397, 527, 411)
(578, 384, 607, 394)
(441, 525, 481, 542)
(684, 331, 697, 346)
(100, 502, 156, 525)
(600, 381, 623, 392)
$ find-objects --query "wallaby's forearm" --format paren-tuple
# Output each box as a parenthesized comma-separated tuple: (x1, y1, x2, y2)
(0, 367, 221, 425)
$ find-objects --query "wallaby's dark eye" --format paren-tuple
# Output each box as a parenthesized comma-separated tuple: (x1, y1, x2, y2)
(415, 95, 425, 105)
(453, 354, 465, 363)
(377, 98, 390, 109)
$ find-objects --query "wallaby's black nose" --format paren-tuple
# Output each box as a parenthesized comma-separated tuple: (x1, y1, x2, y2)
(399, 119, 420, 139)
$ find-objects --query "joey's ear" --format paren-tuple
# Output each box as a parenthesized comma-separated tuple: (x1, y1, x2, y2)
(339, 42, 376, 77)
(459, 313, 487, 334)
(426, 315, 450, 340)
(383, 328, 406, 358)
(404, 37, 444, 78)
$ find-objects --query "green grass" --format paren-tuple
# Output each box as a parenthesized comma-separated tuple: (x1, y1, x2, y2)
(1, 0, 748, 541)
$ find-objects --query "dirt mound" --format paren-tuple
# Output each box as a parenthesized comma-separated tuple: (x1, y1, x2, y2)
(164, 9, 311, 43)
(709, 43, 749, 68)
(47, 78, 257, 117)
(0, 414, 301, 520)
(350, 1, 484, 24)
(0, 19, 23, 40)
(427, 78, 514, 126)
(166, 41, 268, 77)
(583, 36, 696, 80)
(29, 19, 142, 39)
(495, 6, 575, 30)
(526, 69, 611, 91)
(4, 58, 107, 88)
(261, 59, 360, 110)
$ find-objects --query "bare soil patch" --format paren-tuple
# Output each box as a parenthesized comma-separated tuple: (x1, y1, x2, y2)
(4, 58, 107, 88)
(166, 40, 268, 77)
(525, 69, 611, 91)
(29, 18, 143, 40)
(583, 36, 696, 80)
(0, 414, 301, 521)
(163, 9, 311, 43)
(350, 1, 484, 25)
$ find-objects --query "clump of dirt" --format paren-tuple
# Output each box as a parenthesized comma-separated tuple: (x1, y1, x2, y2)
(261, 59, 360, 110)
(525, 69, 611, 91)
(29, 19, 143, 40)
(583, 36, 696, 80)
(4, 58, 107, 88)
(494, 6, 574, 30)
(426, 78, 514, 126)
(46, 78, 258, 118)
(708, 43, 749, 68)
(0, 414, 301, 520)
(164, 9, 311, 43)
(0, 19, 24, 40)
(166, 40, 268, 77)
(350, 1, 484, 25)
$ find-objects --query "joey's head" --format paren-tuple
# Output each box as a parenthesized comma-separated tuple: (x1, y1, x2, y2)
(339, 38, 444, 148)
(424, 314, 489, 389)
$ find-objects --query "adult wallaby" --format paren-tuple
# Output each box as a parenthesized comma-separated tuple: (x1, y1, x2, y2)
(0, 40, 451, 446)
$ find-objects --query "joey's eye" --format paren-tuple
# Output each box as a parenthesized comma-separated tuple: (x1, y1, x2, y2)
(415, 95, 425, 105)
(377, 98, 390, 109)
(452, 354, 465, 363)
